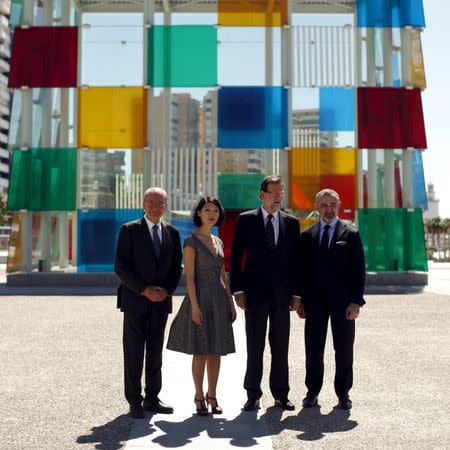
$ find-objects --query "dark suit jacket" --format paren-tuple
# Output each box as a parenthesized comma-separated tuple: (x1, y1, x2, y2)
(114, 217, 183, 314)
(300, 219, 366, 310)
(230, 208, 301, 308)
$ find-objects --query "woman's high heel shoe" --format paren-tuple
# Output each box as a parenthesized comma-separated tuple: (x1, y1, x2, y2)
(194, 397, 209, 416)
(206, 394, 223, 414)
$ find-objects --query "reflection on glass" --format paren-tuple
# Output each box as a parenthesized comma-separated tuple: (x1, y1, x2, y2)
(79, 149, 144, 209)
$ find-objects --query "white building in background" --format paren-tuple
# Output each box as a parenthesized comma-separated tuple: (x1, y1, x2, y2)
(0, 0, 11, 196)
(423, 182, 440, 220)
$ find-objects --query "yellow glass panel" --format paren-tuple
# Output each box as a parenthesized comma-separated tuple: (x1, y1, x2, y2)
(289, 148, 320, 176)
(320, 148, 356, 174)
(411, 29, 426, 90)
(290, 147, 356, 176)
(7, 212, 23, 273)
(78, 87, 147, 148)
(299, 217, 319, 232)
(218, 0, 287, 27)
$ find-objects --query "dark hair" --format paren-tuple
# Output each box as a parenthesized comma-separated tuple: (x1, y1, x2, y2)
(191, 196, 225, 227)
(259, 175, 282, 193)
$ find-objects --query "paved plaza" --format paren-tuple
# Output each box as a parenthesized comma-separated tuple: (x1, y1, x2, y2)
(0, 264, 449, 449)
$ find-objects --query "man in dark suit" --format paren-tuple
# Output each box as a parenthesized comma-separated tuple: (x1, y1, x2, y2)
(115, 187, 182, 418)
(298, 188, 365, 410)
(230, 175, 302, 411)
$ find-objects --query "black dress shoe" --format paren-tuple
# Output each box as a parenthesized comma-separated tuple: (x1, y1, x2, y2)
(338, 397, 352, 410)
(243, 398, 260, 411)
(302, 394, 318, 408)
(143, 398, 174, 414)
(274, 398, 295, 411)
(129, 404, 145, 419)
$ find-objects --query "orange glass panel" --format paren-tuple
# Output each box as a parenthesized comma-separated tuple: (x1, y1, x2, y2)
(289, 175, 320, 210)
(288, 148, 357, 212)
(7, 213, 23, 273)
(411, 29, 426, 89)
(299, 217, 319, 232)
(218, 0, 287, 27)
(78, 87, 147, 149)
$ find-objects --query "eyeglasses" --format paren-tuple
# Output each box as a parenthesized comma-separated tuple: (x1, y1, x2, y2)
(145, 201, 167, 208)
(266, 191, 285, 196)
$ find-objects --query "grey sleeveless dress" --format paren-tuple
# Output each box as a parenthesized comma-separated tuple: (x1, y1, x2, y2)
(167, 234, 235, 356)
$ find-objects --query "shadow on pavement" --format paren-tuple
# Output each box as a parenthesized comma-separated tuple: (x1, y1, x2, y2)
(264, 405, 358, 441)
(137, 410, 270, 447)
(76, 414, 145, 450)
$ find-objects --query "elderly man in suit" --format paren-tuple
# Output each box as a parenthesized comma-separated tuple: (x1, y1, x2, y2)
(230, 175, 302, 411)
(298, 188, 366, 410)
(115, 187, 182, 418)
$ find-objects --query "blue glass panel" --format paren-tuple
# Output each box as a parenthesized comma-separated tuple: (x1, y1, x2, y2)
(412, 150, 428, 210)
(172, 218, 218, 245)
(319, 88, 355, 132)
(357, 0, 426, 28)
(77, 209, 142, 273)
(218, 86, 288, 149)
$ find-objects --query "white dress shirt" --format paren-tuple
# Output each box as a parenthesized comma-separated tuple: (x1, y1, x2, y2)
(319, 217, 339, 248)
(144, 215, 162, 244)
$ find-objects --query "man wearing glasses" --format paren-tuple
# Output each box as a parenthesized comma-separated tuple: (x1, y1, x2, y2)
(115, 187, 182, 418)
(230, 175, 302, 411)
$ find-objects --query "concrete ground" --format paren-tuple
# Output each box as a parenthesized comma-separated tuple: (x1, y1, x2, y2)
(0, 264, 449, 449)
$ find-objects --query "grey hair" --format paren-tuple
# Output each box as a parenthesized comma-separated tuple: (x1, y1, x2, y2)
(315, 188, 340, 203)
(143, 187, 167, 200)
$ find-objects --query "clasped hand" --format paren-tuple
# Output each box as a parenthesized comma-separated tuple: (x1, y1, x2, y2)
(143, 285, 168, 302)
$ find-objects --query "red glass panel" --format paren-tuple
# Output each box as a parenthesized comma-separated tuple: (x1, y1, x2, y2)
(395, 159, 403, 208)
(320, 174, 356, 220)
(357, 87, 427, 149)
(218, 210, 243, 271)
(9, 27, 78, 88)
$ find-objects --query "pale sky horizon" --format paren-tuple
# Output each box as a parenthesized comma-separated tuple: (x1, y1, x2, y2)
(421, 0, 450, 218)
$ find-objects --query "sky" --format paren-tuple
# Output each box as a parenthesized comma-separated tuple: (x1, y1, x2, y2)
(421, 0, 450, 217)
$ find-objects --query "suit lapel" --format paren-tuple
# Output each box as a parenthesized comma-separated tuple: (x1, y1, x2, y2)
(330, 219, 346, 247)
(311, 222, 321, 248)
(140, 217, 158, 259)
(276, 211, 286, 249)
(160, 222, 171, 257)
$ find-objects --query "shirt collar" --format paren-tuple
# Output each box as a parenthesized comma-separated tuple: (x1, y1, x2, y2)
(320, 217, 339, 229)
(144, 215, 162, 229)
(261, 207, 280, 221)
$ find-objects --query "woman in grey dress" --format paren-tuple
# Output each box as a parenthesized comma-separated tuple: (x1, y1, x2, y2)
(167, 196, 236, 415)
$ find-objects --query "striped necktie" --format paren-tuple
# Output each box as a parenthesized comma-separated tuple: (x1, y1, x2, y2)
(266, 214, 275, 250)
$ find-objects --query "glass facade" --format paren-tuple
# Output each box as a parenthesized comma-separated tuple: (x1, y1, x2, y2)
(5, 1, 429, 275)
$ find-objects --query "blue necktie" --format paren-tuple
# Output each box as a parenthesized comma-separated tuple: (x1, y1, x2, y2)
(320, 224, 330, 251)
(152, 224, 161, 258)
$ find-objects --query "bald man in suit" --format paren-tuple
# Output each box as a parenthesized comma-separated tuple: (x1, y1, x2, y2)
(298, 188, 366, 410)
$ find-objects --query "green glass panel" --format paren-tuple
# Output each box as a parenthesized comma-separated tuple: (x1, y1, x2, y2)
(358, 208, 427, 272)
(9, 0, 24, 27)
(7, 148, 77, 211)
(148, 25, 217, 87)
(218, 173, 265, 209)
